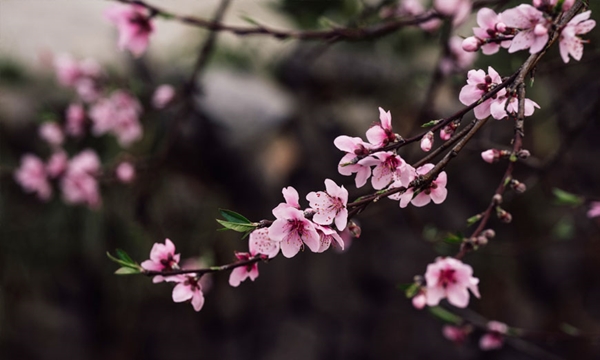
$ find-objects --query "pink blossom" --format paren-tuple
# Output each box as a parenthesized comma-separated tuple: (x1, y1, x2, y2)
(399, 163, 447, 208)
(470, 8, 511, 55)
(314, 224, 345, 253)
(439, 36, 477, 75)
(412, 292, 427, 310)
(443, 325, 469, 344)
(14, 154, 52, 201)
(440, 122, 457, 141)
(334, 135, 374, 188)
(365, 107, 396, 147)
(65, 103, 86, 137)
(587, 201, 600, 218)
(152, 84, 176, 109)
(489, 93, 540, 120)
(89, 90, 143, 147)
(141, 238, 181, 283)
(268, 206, 320, 258)
(53, 54, 103, 102)
(249, 227, 280, 258)
(434, 0, 471, 26)
(228, 252, 259, 287)
(481, 149, 499, 164)
(60, 149, 102, 209)
(533, 0, 574, 12)
(54, 54, 81, 87)
(559, 11, 596, 63)
(172, 275, 204, 312)
(105, 4, 154, 57)
(420, 131, 433, 152)
(46, 151, 68, 178)
(389, 0, 441, 32)
(39, 122, 64, 147)
(424, 257, 480, 308)
(501, 4, 549, 54)
(479, 321, 508, 350)
(116, 162, 135, 183)
(306, 179, 349, 230)
(459, 67, 505, 120)
(360, 151, 409, 190)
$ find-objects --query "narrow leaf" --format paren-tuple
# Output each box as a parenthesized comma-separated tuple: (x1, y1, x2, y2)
(216, 219, 257, 233)
(552, 188, 584, 206)
(428, 306, 463, 324)
(444, 232, 463, 244)
(116, 248, 134, 264)
(466, 214, 482, 226)
(421, 119, 440, 128)
(219, 209, 252, 224)
(115, 267, 141, 275)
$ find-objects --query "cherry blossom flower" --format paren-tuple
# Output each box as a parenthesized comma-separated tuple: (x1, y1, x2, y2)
(399, 163, 447, 208)
(360, 151, 409, 190)
(105, 4, 154, 57)
(66, 103, 86, 137)
(306, 178, 349, 230)
(466, 8, 511, 55)
(490, 93, 540, 120)
(533, 0, 574, 12)
(152, 84, 176, 109)
(334, 135, 374, 188)
(14, 154, 52, 201)
(89, 90, 143, 147)
(141, 238, 181, 283)
(60, 149, 102, 209)
(172, 275, 204, 312)
(501, 4, 549, 54)
(440, 122, 457, 141)
(383, 0, 441, 32)
(424, 257, 480, 308)
(39, 122, 64, 147)
(479, 321, 508, 350)
(559, 11, 596, 64)
(249, 228, 280, 258)
(587, 201, 600, 218)
(459, 67, 505, 120)
(366, 107, 396, 147)
(420, 131, 433, 152)
(228, 252, 259, 287)
(443, 325, 470, 344)
(116, 162, 135, 183)
(481, 149, 500, 164)
(46, 151, 68, 178)
(268, 206, 320, 258)
(54, 54, 103, 102)
(314, 224, 345, 253)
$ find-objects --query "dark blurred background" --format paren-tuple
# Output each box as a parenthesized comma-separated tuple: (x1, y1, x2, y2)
(1, 1, 600, 359)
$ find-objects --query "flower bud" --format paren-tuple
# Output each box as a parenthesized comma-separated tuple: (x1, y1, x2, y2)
(348, 221, 361, 238)
(462, 36, 480, 52)
(116, 162, 136, 183)
(481, 149, 499, 164)
(412, 292, 427, 310)
(534, 23, 548, 37)
(483, 229, 496, 239)
(512, 181, 526, 193)
(497, 208, 512, 223)
(493, 194, 503, 205)
(476, 236, 488, 246)
(440, 122, 458, 141)
(495, 22, 507, 33)
(421, 131, 434, 152)
(517, 149, 531, 159)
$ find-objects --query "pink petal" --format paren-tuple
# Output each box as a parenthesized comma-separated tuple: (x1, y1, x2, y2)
(430, 187, 448, 204)
(280, 235, 303, 258)
(411, 192, 431, 207)
(191, 291, 205, 311)
(172, 283, 193, 302)
(426, 285, 445, 306)
(268, 219, 290, 242)
(228, 267, 248, 287)
(446, 285, 470, 308)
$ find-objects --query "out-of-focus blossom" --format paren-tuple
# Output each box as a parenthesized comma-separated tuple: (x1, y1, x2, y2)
(39, 122, 64, 147)
(479, 321, 508, 350)
(440, 36, 478, 75)
(434, 0, 471, 26)
(412, 291, 427, 310)
(141, 238, 181, 283)
(60, 149, 101, 209)
(53, 54, 103, 102)
(443, 325, 470, 344)
(14, 154, 52, 201)
(559, 11, 596, 63)
(587, 201, 600, 218)
(66, 103, 86, 137)
(116, 161, 135, 183)
(424, 257, 480, 308)
(105, 4, 155, 57)
(307, 179, 348, 231)
(152, 84, 175, 109)
(89, 90, 143, 147)
(228, 252, 259, 287)
(46, 151, 68, 178)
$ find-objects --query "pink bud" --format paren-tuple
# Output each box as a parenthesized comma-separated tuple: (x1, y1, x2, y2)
(532, 0, 542, 7)
(534, 24, 548, 37)
(421, 131, 433, 152)
(481, 149, 498, 164)
(39, 122, 64, 147)
(152, 84, 175, 109)
(412, 293, 427, 310)
(440, 123, 456, 141)
(495, 22, 507, 33)
(116, 162, 136, 183)
(462, 37, 480, 52)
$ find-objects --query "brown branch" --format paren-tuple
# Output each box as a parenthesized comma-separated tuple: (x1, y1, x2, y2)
(143, 254, 267, 277)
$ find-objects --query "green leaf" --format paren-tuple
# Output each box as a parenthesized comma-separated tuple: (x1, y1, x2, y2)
(156, 12, 174, 20)
(116, 248, 134, 264)
(559, 323, 581, 336)
(219, 209, 252, 224)
(216, 219, 257, 233)
(240, 14, 262, 26)
(115, 267, 141, 275)
(552, 216, 574, 240)
(552, 188, 584, 206)
(444, 232, 463, 245)
(466, 214, 482, 226)
(404, 283, 420, 298)
(421, 119, 440, 128)
(107, 251, 140, 269)
(428, 306, 463, 324)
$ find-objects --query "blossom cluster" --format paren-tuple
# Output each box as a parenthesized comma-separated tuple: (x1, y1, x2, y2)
(462, 2, 595, 63)
(443, 320, 508, 351)
(334, 108, 448, 208)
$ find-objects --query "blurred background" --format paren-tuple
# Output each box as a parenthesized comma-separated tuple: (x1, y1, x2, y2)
(1, 0, 600, 359)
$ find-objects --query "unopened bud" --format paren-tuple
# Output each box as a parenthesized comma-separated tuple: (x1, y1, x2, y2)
(440, 122, 457, 141)
(483, 229, 496, 239)
(421, 131, 434, 152)
(413, 275, 424, 285)
(534, 23, 548, 37)
(481, 149, 499, 164)
(497, 208, 512, 223)
(462, 36, 480, 52)
(495, 22, 507, 33)
(517, 149, 531, 159)
(476, 236, 488, 246)
(412, 292, 427, 310)
(493, 194, 503, 205)
(511, 179, 527, 193)
(348, 221, 361, 238)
